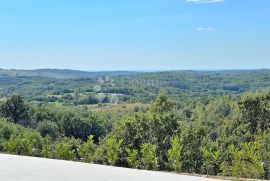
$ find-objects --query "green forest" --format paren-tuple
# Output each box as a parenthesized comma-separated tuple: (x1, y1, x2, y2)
(0, 69, 270, 179)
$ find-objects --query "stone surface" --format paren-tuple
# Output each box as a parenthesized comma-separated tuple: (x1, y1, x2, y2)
(0, 154, 223, 181)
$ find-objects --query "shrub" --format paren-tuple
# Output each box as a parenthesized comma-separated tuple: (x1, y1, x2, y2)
(4, 131, 43, 156)
(37, 120, 59, 139)
(95, 137, 123, 166)
(126, 148, 139, 168)
(200, 147, 220, 176)
(140, 143, 158, 170)
(41, 136, 54, 159)
(60, 111, 104, 141)
(221, 142, 264, 179)
(167, 136, 183, 172)
(0, 118, 23, 140)
(79, 135, 96, 163)
(52, 138, 80, 161)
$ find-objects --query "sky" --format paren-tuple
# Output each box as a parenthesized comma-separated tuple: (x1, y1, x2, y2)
(0, 0, 269, 71)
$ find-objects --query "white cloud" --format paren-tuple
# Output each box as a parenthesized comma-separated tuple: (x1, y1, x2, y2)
(186, 0, 224, 4)
(196, 27, 216, 31)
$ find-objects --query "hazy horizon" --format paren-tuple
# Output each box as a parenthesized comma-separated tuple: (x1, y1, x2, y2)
(1, 67, 270, 72)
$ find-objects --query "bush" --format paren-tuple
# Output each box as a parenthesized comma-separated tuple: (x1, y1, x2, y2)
(95, 137, 123, 166)
(79, 135, 96, 163)
(0, 118, 24, 140)
(167, 136, 183, 172)
(221, 142, 264, 179)
(60, 111, 104, 142)
(140, 143, 158, 170)
(200, 147, 220, 176)
(4, 131, 43, 157)
(126, 148, 139, 168)
(0, 118, 32, 151)
(52, 138, 80, 161)
(41, 136, 54, 159)
(37, 120, 59, 139)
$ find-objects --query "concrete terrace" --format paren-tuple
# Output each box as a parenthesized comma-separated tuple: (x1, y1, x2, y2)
(0, 154, 224, 181)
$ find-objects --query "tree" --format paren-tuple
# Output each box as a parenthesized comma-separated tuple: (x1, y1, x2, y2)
(239, 93, 270, 134)
(167, 136, 183, 172)
(37, 120, 59, 139)
(95, 137, 123, 166)
(109, 92, 180, 169)
(52, 138, 80, 161)
(221, 142, 264, 179)
(0, 95, 30, 123)
(104, 137, 123, 166)
(140, 143, 158, 170)
(151, 92, 175, 113)
(60, 111, 104, 142)
(126, 148, 139, 168)
(201, 147, 220, 176)
(79, 135, 96, 163)
(41, 136, 54, 159)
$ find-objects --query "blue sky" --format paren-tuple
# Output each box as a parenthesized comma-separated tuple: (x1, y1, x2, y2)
(0, 0, 269, 70)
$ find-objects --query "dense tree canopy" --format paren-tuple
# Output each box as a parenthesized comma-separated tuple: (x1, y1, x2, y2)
(0, 95, 30, 124)
(0, 89, 270, 179)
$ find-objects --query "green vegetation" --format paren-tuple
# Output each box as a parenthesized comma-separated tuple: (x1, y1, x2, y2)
(1, 69, 270, 105)
(0, 69, 270, 179)
(167, 136, 183, 173)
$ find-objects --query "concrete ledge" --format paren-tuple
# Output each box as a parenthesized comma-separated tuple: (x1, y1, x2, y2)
(0, 154, 223, 181)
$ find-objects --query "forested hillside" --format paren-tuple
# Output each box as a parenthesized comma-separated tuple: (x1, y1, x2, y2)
(0, 69, 270, 179)
(0, 68, 139, 78)
(1, 69, 270, 104)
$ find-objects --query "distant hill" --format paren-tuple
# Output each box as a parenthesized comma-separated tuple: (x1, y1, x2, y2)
(0, 68, 141, 78)
(1, 68, 270, 104)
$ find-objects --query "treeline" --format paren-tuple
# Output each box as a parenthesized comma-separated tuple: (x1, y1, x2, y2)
(2, 70, 270, 105)
(0, 93, 269, 179)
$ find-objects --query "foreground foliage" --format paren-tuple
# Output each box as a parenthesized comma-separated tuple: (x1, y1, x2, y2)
(0, 92, 269, 179)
